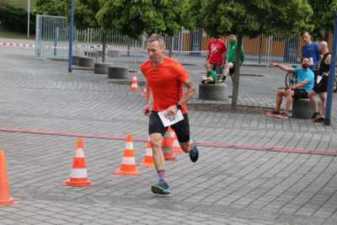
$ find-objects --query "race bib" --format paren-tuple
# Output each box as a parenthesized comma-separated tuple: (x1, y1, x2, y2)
(158, 110, 184, 127)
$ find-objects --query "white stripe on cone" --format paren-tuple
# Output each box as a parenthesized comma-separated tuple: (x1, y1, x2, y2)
(146, 148, 152, 155)
(70, 168, 88, 178)
(126, 142, 133, 149)
(122, 157, 136, 165)
(75, 148, 85, 158)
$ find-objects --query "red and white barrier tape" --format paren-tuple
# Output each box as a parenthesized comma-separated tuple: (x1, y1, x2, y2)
(0, 41, 35, 48)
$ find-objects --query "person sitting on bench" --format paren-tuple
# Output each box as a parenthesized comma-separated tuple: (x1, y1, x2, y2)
(271, 58, 315, 118)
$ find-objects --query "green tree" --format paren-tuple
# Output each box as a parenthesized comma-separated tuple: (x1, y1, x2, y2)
(34, 0, 66, 16)
(308, 0, 337, 40)
(35, 0, 109, 61)
(196, 0, 313, 107)
(96, 0, 192, 55)
(74, 0, 100, 28)
(34, 0, 100, 27)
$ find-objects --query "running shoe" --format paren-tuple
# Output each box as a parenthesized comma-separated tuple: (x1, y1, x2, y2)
(151, 180, 171, 195)
(189, 144, 199, 163)
(271, 110, 281, 115)
(314, 117, 324, 123)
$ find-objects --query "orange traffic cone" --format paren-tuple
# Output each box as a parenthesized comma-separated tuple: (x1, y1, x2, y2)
(142, 140, 154, 168)
(171, 130, 184, 155)
(130, 76, 138, 92)
(65, 138, 91, 187)
(0, 150, 15, 206)
(163, 128, 176, 161)
(114, 134, 139, 176)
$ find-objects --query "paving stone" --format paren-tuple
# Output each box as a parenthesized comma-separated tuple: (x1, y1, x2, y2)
(0, 44, 337, 225)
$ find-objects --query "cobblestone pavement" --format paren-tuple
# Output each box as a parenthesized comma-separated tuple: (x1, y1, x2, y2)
(0, 45, 337, 225)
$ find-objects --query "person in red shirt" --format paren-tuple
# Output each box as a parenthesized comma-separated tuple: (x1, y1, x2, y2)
(204, 36, 227, 82)
(141, 34, 199, 195)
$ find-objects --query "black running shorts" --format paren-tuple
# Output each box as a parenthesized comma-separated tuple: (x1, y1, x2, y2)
(314, 75, 328, 93)
(149, 112, 190, 143)
(293, 89, 308, 100)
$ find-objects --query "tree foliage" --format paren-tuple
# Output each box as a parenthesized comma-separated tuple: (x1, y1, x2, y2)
(34, 0, 66, 16)
(34, 0, 100, 28)
(96, 0, 192, 39)
(196, 0, 313, 38)
(308, 0, 337, 39)
(0, 3, 35, 33)
(74, 0, 101, 28)
(194, 0, 313, 106)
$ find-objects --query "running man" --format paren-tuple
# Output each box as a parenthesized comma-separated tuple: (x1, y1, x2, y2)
(140, 34, 199, 195)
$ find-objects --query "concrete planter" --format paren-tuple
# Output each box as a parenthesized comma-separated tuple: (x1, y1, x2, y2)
(84, 50, 102, 58)
(94, 63, 110, 74)
(292, 98, 314, 119)
(198, 83, 226, 101)
(77, 56, 94, 67)
(108, 66, 128, 79)
(107, 50, 120, 58)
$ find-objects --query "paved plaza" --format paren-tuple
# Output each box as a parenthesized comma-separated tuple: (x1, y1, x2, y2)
(0, 42, 337, 225)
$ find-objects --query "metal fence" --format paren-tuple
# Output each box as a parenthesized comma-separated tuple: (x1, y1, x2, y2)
(35, 15, 306, 65)
(35, 15, 70, 59)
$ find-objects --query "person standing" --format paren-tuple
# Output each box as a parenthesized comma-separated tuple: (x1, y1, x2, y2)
(224, 34, 245, 80)
(141, 34, 199, 195)
(309, 41, 331, 122)
(302, 32, 320, 72)
(205, 36, 227, 82)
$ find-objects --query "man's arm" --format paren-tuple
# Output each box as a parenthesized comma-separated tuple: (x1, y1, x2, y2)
(178, 80, 195, 106)
(291, 80, 308, 89)
(165, 80, 195, 116)
(144, 83, 153, 116)
(272, 62, 295, 73)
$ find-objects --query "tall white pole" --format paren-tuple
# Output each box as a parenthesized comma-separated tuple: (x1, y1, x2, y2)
(27, 0, 31, 39)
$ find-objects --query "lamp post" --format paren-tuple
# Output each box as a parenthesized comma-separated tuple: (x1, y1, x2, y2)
(27, 0, 31, 39)
(68, 0, 75, 73)
(324, 12, 337, 125)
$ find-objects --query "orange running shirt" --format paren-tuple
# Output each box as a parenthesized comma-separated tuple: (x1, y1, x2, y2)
(140, 57, 189, 113)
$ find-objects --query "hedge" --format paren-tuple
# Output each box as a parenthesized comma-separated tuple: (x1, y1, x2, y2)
(0, 4, 35, 33)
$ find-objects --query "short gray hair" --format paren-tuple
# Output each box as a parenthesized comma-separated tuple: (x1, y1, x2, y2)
(147, 34, 166, 48)
(320, 41, 328, 48)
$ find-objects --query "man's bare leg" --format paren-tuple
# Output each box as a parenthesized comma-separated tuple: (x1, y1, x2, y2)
(275, 90, 285, 112)
(150, 133, 170, 194)
(224, 62, 234, 81)
(285, 90, 292, 114)
(320, 92, 327, 116)
(150, 133, 165, 172)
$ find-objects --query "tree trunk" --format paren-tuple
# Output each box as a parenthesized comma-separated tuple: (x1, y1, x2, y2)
(168, 36, 173, 57)
(323, 31, 329, 42)
(258, 35, 262, 64)
(127, 37, 131, 57)
(101, 30, 107, 63)
(231, 35, 243, 108)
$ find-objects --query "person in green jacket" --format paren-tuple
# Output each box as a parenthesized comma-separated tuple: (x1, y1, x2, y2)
(223, 35, 245, 81)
